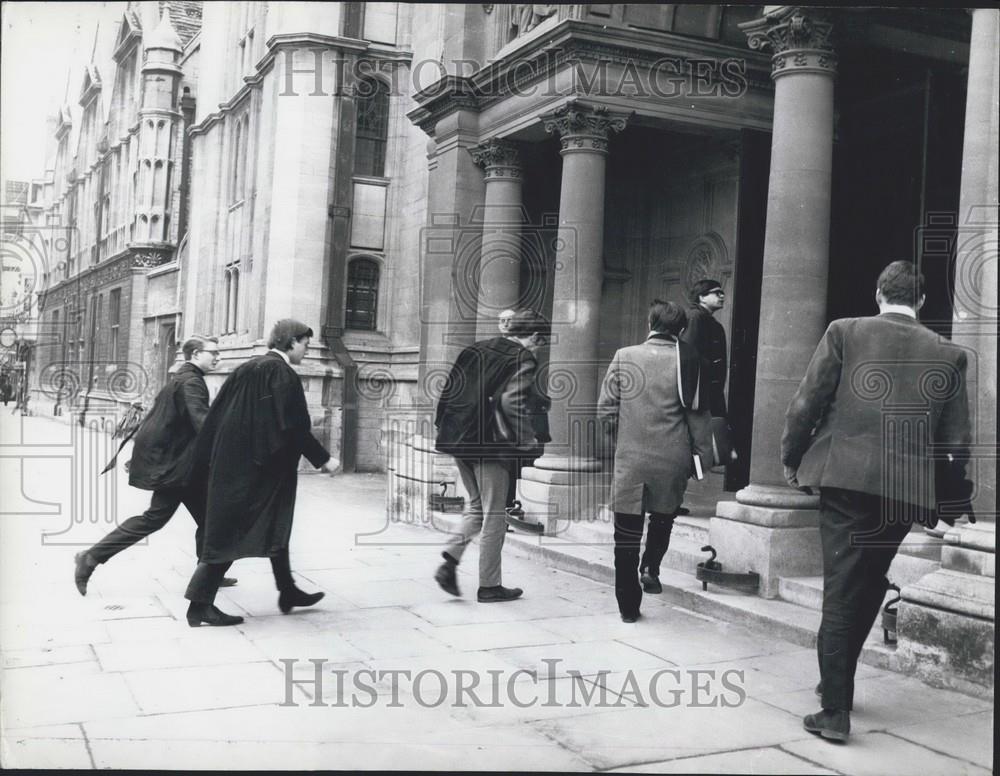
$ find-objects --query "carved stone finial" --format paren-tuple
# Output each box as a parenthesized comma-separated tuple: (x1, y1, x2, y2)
(741, 7, 836, 79)
(469, 138, 522, 180)
(542, 102, 632, 155)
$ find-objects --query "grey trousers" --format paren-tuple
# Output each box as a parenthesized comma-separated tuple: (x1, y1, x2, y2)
(445, 458, 510, 588)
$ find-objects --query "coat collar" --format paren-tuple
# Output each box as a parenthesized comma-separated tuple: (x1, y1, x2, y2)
(645, 331, 678, 345)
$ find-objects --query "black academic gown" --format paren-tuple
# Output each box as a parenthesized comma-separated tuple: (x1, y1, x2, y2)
(191, 352, 330, 563)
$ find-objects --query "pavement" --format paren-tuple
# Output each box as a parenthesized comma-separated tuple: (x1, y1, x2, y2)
(0, 414, 993, 772)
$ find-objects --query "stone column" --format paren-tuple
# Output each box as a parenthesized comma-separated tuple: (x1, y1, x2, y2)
(469, 138, 525, 340)
(897, 8, 998, 698)
(710, 8, 838, 597)
(518, 102, 630, 533)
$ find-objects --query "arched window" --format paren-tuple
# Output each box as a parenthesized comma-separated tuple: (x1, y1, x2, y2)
(345, 258, 379, 331)
(354, 79, 389, 177)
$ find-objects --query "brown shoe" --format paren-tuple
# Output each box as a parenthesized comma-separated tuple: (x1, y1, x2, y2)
(434, 560, 460, 597)
(219, 577, 238, 587)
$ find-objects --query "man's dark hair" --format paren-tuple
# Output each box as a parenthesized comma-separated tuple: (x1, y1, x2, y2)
(688, 278, 724, 306)
(877, 261, 925, 306)
(648, 299, 687, 335)
(182, 335, 219, 361)
(267, 319, 314, 351)
(506, 309, 550, 337)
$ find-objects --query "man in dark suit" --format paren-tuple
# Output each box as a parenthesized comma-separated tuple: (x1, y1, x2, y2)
(781, 261, 972, 743)
(74, 336, 237, 595)
(433, 309, 550, 603)
(675, 278, 729, 519)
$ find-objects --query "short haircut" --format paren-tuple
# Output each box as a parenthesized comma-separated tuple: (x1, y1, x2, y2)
(689, 278, 724, 306)
(267, 319, 314, 351)
(648, 299, 687, 335)
(182, 335, 219, 360)
(877, 261, 925, 306)
(506, 309, 550, 337)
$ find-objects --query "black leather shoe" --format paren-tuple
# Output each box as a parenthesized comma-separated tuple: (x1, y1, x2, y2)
(434, 561, 460, 597)
(219, 577, 238, 587)
(640, 571, 662, 594)
(186, 602, 244, 627)
(477, 585, 523, 603)
(815, 682, 853, 710)
(676, 506, 691, 516)
(278, 588, 325, 614)
(74, 551, 97, 596)
(621, 612, 642, 623)
(803, 709, 850, 742)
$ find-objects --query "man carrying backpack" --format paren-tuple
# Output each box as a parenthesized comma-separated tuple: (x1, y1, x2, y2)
(433, 310, 550, 603)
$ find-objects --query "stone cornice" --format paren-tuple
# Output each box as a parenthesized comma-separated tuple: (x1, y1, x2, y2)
(38, 247, 174, 308)
(406, 18, 773, 134)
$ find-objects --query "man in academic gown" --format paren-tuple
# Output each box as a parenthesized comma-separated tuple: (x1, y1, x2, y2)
(183, 319, 338, 627)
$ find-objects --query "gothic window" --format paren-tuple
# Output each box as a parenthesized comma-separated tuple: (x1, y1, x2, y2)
(354, 79, 389, 177)
(345, 258, 379, 331)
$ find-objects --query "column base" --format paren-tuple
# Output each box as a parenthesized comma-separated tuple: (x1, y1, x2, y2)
(710, 489, 822, 598)
(517, 465, 612, 537)
(896, 523, 995, 697)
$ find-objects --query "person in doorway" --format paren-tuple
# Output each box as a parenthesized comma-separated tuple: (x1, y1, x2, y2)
(782, 261, 973, 743)
(73, 336, 237, 595)
(433, 309, 550, 602)
(676, 278, 730, 518)
(598, 300, 708, 622)
(183, 320, 338, 627)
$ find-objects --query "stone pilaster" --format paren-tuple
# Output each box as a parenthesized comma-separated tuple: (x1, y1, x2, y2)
(469, 138, 525, 340)
(518, 102, 630, 534)
(709, 8, 838, 596)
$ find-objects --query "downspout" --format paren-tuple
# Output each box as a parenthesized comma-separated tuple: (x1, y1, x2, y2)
(321, 46, 361, 473)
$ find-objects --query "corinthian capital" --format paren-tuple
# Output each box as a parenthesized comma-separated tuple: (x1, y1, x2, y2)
(741, 7, 836, 78)
(542, 102, 632, 154)
(470, 138, 521, 171)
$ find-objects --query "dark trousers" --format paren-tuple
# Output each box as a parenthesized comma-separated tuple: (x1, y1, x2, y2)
(613, 511, 676, 616)
(817, 487, 914, 712)
(185, 548, 296, 605)
(89, 486, 205, 564)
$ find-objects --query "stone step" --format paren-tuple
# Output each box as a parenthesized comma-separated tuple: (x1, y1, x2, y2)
(553, 513, 710, 547)
(778, 554, 941, 612)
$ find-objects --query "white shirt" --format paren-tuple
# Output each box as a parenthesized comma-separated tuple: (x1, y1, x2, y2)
(879, 304, 917, 319)
(268, 348, 291, 364)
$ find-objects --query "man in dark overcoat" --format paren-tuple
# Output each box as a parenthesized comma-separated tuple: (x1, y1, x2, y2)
(598, 300, 707, 622)
(782, 261, 973, 743)
(74, 336, 236, 595)
(183, 320, 337, 627)
(676, 278, 729, 517)
(433, 309, 550, 603)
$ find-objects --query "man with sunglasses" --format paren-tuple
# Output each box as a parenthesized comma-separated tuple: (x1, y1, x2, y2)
(74, 335, 236, 595)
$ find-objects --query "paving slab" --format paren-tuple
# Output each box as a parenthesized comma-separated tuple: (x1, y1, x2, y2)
(419, 620, 571, 652)
(887, 709, 994, 769)
(2, 666, 139, 728)
(604, 746, 838, 774)
(782, 732, 992, 776)
(533, 698, 810, 770)
(0, 735, 94, 769)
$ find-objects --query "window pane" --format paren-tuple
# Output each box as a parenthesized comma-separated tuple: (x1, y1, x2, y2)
(354, 80, 389, 177)
(345, 259, 379, 330)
